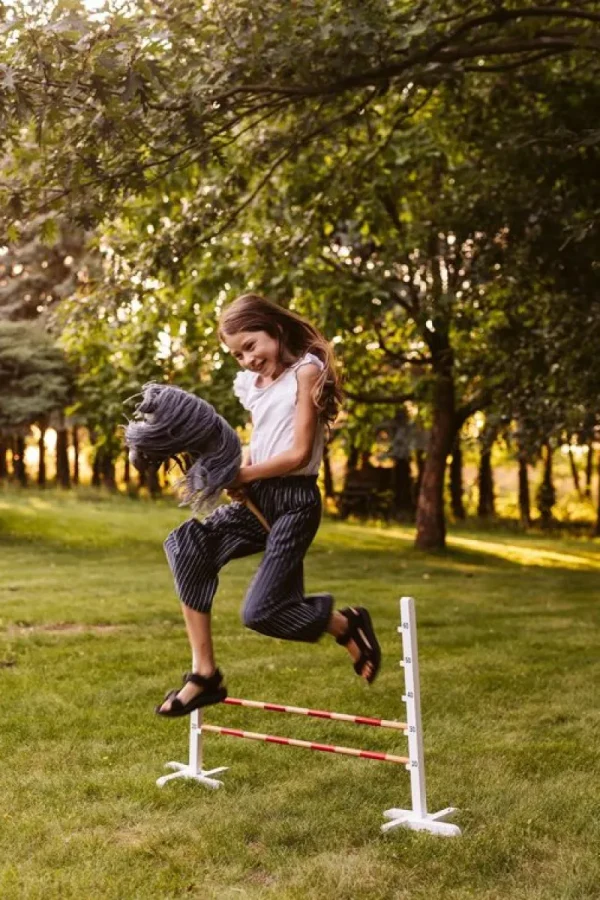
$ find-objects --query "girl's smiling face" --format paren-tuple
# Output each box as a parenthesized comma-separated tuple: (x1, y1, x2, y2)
(224, 329, 282, 379)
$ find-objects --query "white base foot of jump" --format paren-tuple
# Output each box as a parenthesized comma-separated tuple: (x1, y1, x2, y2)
(156, 761, 229, 789)
(381, 806, 461, 836)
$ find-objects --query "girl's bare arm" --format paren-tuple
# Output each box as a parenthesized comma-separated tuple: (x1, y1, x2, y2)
(233, 364, 320, 483)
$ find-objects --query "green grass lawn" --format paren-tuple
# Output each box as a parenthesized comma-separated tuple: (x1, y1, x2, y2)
(1, 489, 599, 900)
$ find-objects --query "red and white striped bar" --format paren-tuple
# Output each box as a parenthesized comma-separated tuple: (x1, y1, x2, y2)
(223, 697, 407, 731)
(201, 724, 409, 765)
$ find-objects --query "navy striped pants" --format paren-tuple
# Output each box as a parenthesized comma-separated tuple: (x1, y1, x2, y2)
(163, 476, 334, 643)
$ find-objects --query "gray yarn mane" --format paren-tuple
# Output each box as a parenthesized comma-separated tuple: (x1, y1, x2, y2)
(124, 383, 241, 515)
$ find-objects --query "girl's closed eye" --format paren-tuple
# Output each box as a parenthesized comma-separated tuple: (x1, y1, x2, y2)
(233, 341, 254, 360)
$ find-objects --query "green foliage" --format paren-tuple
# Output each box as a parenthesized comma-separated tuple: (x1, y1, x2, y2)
(56, 248, 248, 457)
(2, 2, 600, 546)
(1, 1, 599, 233)
(0, 218, 92, 321)
(536, 477, 557, 524)
(0, 319, 72, 428)
(46, 43, 600, 547)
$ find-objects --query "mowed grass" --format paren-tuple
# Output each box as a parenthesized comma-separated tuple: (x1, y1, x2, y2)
(1, 490, 599, 900)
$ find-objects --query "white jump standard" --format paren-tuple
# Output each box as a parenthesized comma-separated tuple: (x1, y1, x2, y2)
(157, 596, 461, 837)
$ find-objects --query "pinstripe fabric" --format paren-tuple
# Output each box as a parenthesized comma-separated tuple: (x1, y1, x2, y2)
(164, 476, 334, 643)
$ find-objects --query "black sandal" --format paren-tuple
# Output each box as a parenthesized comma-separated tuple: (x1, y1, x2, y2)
(336, 607, 381, 684)
(155, 668, 227, 717)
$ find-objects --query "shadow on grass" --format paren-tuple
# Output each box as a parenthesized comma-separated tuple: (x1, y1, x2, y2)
(2, 490, 600, 577)
(322, 518, 600, 573)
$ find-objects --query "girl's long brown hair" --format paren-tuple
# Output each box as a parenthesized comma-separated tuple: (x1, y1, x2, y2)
(218, 293, 343, 427)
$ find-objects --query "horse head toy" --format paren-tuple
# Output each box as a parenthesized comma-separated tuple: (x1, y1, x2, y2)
(124, 382, 269, 530)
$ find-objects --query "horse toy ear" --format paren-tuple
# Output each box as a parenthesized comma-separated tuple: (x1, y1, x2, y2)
(134, 385, 161, 419)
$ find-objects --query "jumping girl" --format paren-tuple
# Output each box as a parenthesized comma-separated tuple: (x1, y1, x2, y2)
(157, 293, 381, 717)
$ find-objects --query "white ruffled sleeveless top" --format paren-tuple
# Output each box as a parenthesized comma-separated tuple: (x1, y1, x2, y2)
(233, 352, 325, 476)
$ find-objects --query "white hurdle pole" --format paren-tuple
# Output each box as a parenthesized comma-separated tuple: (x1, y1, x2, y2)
(156, 707, 228, 789)
(381, 596, 461, 836)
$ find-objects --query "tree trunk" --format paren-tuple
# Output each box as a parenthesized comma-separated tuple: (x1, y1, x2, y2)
(449, 433, 466, 520)
(393, 457, 415, 520)
(14, 436, 27, 487)
(137, 457, 147, 488)
(594, 451, 600, 537)
(414, 449, 425, 503)
(56, 428, 71, 488)
(322, 442, 334, 498)
(123, 452, 130, 485)
(148, 465, 161, 498)
(568, 444, 581, 496)
(88, 429, 101, 487)
(0, 441, 7, 479)
(346, 444, 359, 475)
(518, 453, 532, 527)
(72, 426, 80, 485)
(91, 441, 102, 487)
(102, 452, 117, 491)
(342, 443, 360, 495)
(585, 445, 593, 498)
(537, 441, 556, 528)
(38, 427, 46, 488)
(415, 372, 456, 550)
(477, 445, 495, 517)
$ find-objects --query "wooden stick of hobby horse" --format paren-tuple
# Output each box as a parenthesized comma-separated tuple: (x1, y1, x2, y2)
(243, 498, 271, 533)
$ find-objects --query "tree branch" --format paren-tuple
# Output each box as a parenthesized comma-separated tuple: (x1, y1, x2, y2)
(377, 190, 405, 239)
(201, 15, 600, 102)
(198, 91, 375, 242)
(456, 391, 491, 426)
(358, 88, 435, 171)
(374, 321, 433, 366)
(344, 389, 416, 404)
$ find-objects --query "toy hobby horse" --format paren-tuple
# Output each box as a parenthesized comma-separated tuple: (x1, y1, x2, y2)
(124, 383, 270, 531)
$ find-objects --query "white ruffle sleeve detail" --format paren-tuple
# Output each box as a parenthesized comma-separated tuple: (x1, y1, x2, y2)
(294, 351, 325, 372)
(290, 352, 326, 408)
(233, 370, 253, 410)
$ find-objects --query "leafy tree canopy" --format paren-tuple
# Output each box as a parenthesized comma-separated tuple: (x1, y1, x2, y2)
(0, 217, 93, 320)
(0, 319, 72, 428)
(1, 0, 599, 235)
